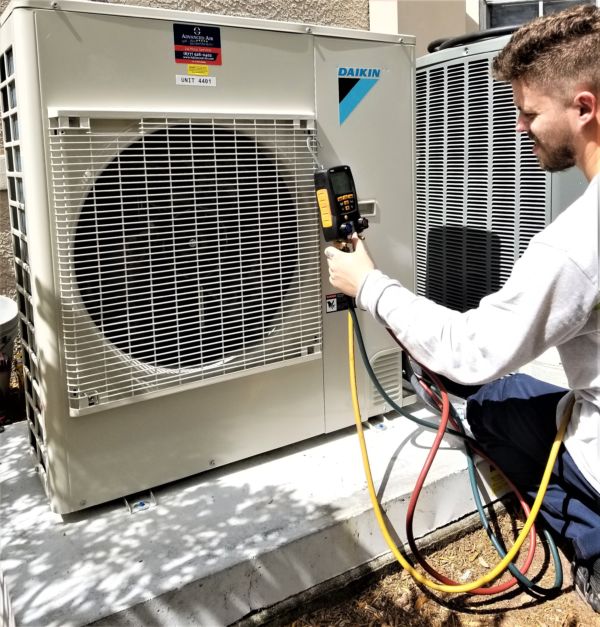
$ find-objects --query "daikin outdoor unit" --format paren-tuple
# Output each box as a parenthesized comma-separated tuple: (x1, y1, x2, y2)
(415, 34, 586, 313)
(0, 0, 416, 513)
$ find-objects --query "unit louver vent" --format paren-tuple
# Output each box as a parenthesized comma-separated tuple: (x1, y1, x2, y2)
(416, 56, 548, 312)
(50, 117, 322, 412)
(1, 44, 48, 475)
(370, 348, 403, 411)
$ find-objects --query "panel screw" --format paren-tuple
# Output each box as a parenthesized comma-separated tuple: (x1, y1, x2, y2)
(209, 459, 216, 467)
(51, 1, 59, 8)
(305, 27, 313, 34)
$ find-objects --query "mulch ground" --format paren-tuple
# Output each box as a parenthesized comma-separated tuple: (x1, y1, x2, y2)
(0, 348, 25, 432)
(284, 505, 600, 627)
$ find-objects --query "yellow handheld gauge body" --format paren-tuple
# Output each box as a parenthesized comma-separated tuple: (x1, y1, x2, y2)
(314, 165, 368, 242)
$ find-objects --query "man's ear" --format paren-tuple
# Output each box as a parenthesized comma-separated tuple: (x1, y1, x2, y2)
(573, 91, 597, 125)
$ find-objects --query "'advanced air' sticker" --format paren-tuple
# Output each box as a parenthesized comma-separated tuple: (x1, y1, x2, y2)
(338, 67, 381, 125)
(173, 24, 222, 65)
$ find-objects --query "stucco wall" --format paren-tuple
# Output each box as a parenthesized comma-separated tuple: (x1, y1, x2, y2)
(108, 0, 368, 28)
(0, 0, 367, 301)
(398, 0, 472, 57)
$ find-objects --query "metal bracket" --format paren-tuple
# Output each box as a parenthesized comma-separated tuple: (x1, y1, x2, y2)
(123, 490, 157, 514)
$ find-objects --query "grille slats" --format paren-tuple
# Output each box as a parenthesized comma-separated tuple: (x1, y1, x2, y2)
(416, 54, 548, 313)
(50, 116, 322, 412)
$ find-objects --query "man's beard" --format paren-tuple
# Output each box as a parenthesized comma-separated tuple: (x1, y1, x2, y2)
(528, 132, 576, 172)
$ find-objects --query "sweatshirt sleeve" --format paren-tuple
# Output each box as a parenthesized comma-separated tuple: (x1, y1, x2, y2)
(356, 241, 596, 385)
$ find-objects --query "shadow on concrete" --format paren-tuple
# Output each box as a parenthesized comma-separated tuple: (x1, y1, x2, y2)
(1, 423, 379, 626)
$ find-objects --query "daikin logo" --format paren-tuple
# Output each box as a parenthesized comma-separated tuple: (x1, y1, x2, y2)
(337, 66, 382, 124)
(338, 67, 381, 78)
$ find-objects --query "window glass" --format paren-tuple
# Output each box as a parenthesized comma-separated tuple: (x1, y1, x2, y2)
(488, 2, 539, 28)
(485, 0, 593, 28)
(544, 0, 594, 15)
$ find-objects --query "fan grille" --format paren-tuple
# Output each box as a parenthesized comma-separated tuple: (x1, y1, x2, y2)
(50, 117, 322, 412)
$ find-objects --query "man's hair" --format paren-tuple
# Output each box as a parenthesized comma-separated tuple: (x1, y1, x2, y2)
(492, 4, 600, 93)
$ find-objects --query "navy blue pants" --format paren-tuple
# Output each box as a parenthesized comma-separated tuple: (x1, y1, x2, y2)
(451, 373, 600, 563)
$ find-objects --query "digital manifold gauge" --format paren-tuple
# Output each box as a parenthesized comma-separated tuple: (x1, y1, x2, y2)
(314, 165, 368, 242)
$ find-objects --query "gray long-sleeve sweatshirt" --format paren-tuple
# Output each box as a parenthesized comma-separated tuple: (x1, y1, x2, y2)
(358, 175, 600, 493)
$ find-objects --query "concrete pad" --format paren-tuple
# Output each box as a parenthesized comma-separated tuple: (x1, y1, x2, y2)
(0, 404, 497, 627)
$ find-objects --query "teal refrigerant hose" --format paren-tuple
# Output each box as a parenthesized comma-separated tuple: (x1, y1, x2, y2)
(348, 305, 563, 595)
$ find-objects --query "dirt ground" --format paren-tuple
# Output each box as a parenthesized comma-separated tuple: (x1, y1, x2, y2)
(285, 505, 600, 627)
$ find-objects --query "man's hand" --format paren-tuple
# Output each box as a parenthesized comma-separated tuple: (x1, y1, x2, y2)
(324, 234, 375, 298)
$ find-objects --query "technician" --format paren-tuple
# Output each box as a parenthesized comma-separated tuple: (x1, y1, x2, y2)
(325, 4, 600, 613)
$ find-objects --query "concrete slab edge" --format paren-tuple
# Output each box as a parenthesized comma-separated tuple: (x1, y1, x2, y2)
(87, 479, 505, 627)
(236, 500, 508, 627)
(1, 567, 16, 627)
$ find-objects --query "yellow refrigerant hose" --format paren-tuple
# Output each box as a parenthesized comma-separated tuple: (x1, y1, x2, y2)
(347, 311, 574, 593)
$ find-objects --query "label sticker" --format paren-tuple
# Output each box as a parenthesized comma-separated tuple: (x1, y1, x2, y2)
(481, 463, 510, 497)
(325, 293, 352, 313)
(173, 24, 222, 65)
(176, 75, 217, 87)
(338, 67, 381, 125)
(188, 64, 210, 76)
